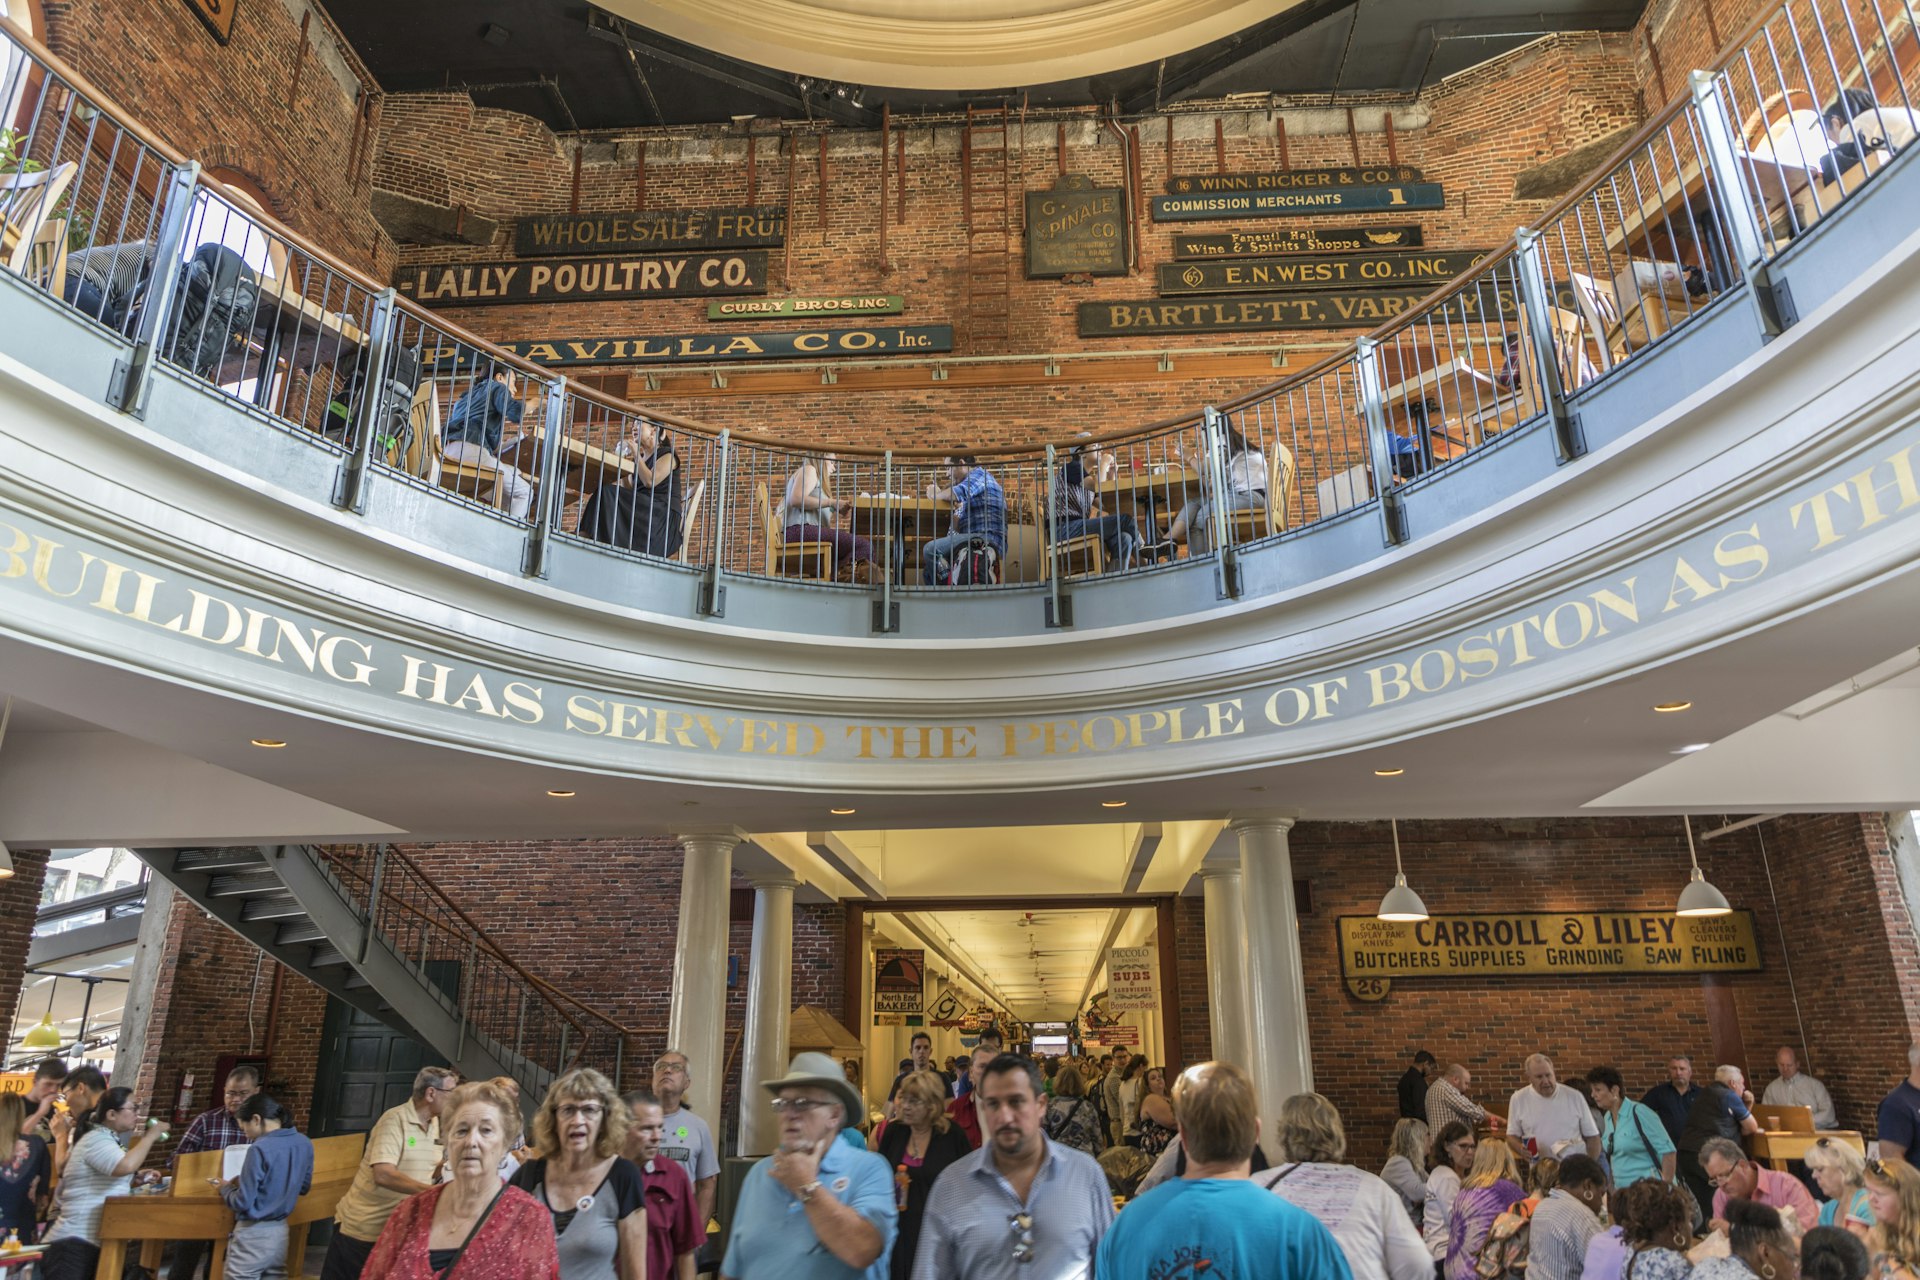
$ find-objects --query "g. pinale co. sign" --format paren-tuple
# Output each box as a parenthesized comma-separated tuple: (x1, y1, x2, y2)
(1336, 911, 1762, 1001)
(1025, 174, 1129, 278)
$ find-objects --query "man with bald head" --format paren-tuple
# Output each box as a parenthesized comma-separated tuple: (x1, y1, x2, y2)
(1507, 1054, 1601, 1161)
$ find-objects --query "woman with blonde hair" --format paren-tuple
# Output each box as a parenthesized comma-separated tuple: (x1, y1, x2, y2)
(1254, 1092, 1433, 1280)
(1866, 1157, 1920, 1278)
(1445, 1141, 1527, 1280)
(1382, 1117, 1430, 1225)
(778, 451, 874, 577)
(0, 1092, 50, 1245)
(509, 1068, 646, 1279)
(1807, 1137, 1873, 1230)
(874, 1070, 970, 1280)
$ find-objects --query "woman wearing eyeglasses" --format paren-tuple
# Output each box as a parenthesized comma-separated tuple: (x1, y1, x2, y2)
(1864, 1157, 1920, 1279)
(1805, 1139, 1873, 1232)
(1690, 1200, 1798, 1280)
(874, 1071, 971, 1280)
(510, 1068, 648, 1280)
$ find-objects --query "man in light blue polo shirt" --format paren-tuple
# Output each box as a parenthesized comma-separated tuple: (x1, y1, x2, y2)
(723, 1052, 895, 1280)
(912, 1053, 1115, 1280)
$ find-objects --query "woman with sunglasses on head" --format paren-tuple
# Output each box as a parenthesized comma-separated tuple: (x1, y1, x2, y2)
(38, 1087, 166, 1280)
(1807, 1139, 1874, 1232)
(510, 1068, 647, 1280)
(1865, 1157, 1920, 1279)
(1692, 1201, 1799, 1280)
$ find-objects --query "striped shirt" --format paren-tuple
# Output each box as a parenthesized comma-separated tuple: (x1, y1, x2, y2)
(910, 1137, 1114, 1280)
(1529, 1189, 1603, 1280)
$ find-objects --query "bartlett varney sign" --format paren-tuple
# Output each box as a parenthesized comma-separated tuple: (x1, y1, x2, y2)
(516, 207, 785, 256)
(1336, 911, 1762, 1001)
(1157, 249, 1491, 296)
(1168, 165, 1425, 193)
(1079, 285, 1519, 336)
(1025, 175, 1128, 278)
(1173, 225, 1426, 259)
(1152, 184, 1446, 221)
(458, 325, 954, 367)
(395, 252, 769, 306)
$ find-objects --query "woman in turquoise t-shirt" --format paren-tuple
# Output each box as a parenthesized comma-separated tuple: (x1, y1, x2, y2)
(1807, 1136, 1875, 1229)
(1590, 1067, 1677, 1186)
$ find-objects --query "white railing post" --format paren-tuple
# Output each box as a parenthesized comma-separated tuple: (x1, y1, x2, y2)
(334, 288, 399, 514)
(106, 160, 201, 417)
(522, 374, 569, 578)
(700, 429, 732, 617)
(1513, 229, 1586, 465)
(1690, 69, 1793, 337)
(1353, 340, 1408, 546)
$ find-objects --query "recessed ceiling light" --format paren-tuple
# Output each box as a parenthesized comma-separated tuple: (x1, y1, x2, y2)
(1652, 701, 1693, 713)
(250, 738, 287, 749)
(1100, 800, 1128, 808)
(1373, 767, 1405, 777)
(1672, 743, 1712, 755)
(830, 807, 857, 815)
(546, 789, 576, 798)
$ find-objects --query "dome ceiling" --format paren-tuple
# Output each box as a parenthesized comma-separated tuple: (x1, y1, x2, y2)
(596, 0, 1312, 90)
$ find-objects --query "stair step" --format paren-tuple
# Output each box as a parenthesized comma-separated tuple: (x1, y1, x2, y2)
(310, 945, 349, 969)
(275, 919, 327, 946)
(240, 894, 305, 922)
(175, 848, 271, 874)
(208, 870, 284, 898)
(345, 973, 372, 990)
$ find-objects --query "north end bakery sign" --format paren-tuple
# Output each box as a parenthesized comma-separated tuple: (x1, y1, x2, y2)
(3, 424, 1919, 776)
(394, 253, 769, 306)
(1336, 911, 1762, 1002)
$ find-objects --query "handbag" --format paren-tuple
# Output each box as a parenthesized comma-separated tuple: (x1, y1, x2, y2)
(1617, 1106, 1704, 1231)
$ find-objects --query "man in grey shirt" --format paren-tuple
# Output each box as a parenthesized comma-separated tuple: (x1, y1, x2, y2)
(1527, 1156, 1608, 1280)
(655, 1049, 719, 1226)
(913, 1054, 1114, 1280)
(1099, 1045, 1131, 1146)
(1762, 1046, 1839, 1129)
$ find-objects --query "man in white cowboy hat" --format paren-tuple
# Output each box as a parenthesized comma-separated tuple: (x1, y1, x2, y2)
(722, 1051, 897, 1280)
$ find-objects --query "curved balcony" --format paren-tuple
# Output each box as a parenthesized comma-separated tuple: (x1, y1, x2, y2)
(3, 8, 1920, 824)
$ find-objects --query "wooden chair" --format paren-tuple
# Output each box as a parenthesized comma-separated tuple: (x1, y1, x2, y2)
(1564, 271, 1626, 371)
(1042, 529, 1106, 580)
(0, 161, 75, 265)
(1231, 442, 1296, 544)
(392, 379, 445, 485)
(8, 215, 68, 297)
(674, 478, 706, 565)
(757, 480, 833, 579)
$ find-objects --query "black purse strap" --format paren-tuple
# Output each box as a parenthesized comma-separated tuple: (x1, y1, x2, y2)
(437, 1184, 507, 1280)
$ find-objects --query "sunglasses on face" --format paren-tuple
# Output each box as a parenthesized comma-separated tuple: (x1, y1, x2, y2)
(770, 1097, 830, 1115)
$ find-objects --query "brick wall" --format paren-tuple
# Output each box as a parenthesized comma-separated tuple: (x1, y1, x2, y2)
(0, 847, 52, 1043)
(371, 33, 1643, 449)
(41, 0, 390, 271)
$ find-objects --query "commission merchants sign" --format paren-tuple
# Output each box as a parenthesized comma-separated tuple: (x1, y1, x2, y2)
(1336, 910, 1762, 1002)
(1152, 184, 1444, 221)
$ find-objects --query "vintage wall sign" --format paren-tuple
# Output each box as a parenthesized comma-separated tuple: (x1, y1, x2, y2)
(1157, 248, 1492, 296)
(1025, 174, 1129, 278)
(1079, 285, 1517, 336)
(1106, 946, 1159, 1012)
(516, 207, 785, 256)
(1168, 165, 1425, 193)
(1173, 225, 1426, 259)
(394, 253, 769, 306)
(181, 0, 238, 43)
(707, 295, 904, 321)
(874, 948, 926, 1013)
(1337, 911, 1762, 1001)
(1152, 184, 1446, 221)
(457, 325, 954, 367)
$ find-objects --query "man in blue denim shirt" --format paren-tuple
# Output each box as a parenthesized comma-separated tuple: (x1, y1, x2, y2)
(442, 365, 536, 520)
(921, 456, 1006, 585)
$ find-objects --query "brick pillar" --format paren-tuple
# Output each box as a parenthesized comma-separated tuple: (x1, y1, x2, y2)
(0, 847, 53, 1046)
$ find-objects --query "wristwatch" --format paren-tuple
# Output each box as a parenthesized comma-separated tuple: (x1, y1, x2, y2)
(798, 1180, 823, 1203)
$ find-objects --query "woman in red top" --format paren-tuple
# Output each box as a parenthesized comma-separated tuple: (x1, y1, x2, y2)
(367, 1081, 560, 1280)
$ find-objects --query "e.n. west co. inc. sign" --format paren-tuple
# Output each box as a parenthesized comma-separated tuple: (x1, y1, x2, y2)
(1336, 911, 1761, 1001)
(2, 425, 1918, 775)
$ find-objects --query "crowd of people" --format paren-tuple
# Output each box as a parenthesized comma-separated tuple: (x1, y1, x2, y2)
(11, 1038, 1920, 1280)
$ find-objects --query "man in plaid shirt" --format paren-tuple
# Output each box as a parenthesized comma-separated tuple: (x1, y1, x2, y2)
(922, 455, 1006, 584)
(168, 1065, 262, 1279)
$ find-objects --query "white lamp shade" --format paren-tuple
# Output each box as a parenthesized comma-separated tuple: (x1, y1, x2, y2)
(1377, 876, 1430, 922)
(1676, 867, 1732, 917)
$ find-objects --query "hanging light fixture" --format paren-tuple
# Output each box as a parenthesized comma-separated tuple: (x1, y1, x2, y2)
(1675, 816, 1732, 916)
(22, 983, 62, 1050)
(1376, 819, 1430, 922)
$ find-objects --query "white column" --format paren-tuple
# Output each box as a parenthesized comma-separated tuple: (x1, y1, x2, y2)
(1199, 863, 1253, 1075)
(668, 831, 740, 1127)
(1234, 816, 1313, 1135)
(739, 874, 800, 1156)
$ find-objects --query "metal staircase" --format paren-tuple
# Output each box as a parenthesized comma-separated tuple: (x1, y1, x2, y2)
(961, 104, 1014, 349)
(139, 844, 630, 1099)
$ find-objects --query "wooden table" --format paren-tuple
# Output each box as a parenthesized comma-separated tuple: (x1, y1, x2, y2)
(99, 1191, 234, 1280)
(1747, 1128, 1864, 1171)
(1096, 467, 1201, 540)
(497, 426, 635, 500)
(850, 493, 947, 581)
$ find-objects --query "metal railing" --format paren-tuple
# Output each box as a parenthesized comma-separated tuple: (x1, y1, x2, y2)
(0, 0, 1911, 612)
(315, 844, 636, 1094)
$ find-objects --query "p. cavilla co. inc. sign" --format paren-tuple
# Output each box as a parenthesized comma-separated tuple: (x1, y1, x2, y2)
(1172, 225, 1426, 259)
(1156, 248, 1492, 296)
(443, 325, 955, 367)
(515, 207, 786, 256)
(1336, 910, 1763, 1002)
(394, 252, 769, 307)
(1079, 282, 1519, 336)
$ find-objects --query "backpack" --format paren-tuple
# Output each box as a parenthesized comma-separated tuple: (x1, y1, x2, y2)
(1475, 1198, 1537, 1280)
(168, 243, 260, 378)
(945, 537, 999, 586)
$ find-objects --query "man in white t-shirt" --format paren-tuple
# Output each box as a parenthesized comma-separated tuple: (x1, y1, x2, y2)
(1506, 1054, 1601, 1161)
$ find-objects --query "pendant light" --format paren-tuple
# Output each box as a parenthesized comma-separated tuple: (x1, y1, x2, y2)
(1376, 819, 1430, 922)
(1675, 816, 1732, 917)
(21, 983, 62, 1050)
